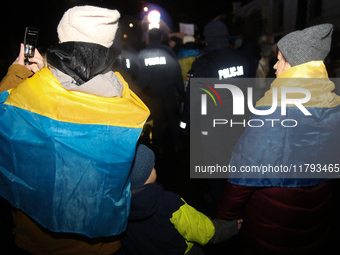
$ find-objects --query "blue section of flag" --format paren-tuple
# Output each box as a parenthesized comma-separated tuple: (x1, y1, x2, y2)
(0, 90, 9, 103)
(0, 104, 141, 237)
(228, 105, 340, 187)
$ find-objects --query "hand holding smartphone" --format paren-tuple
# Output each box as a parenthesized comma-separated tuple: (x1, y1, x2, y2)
(23, 26, 39, 65)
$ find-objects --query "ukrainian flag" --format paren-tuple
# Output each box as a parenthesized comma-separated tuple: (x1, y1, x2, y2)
(0, 67, 150, 237)
(229, 61, 340, 187)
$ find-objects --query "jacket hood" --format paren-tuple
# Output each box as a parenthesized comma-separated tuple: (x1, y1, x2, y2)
(50, 67, 123, 98)
(46, 42, 120, 85)
(129, 183, 163, 221)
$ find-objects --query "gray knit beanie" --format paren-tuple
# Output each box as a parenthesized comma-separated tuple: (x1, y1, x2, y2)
(130, 144, 155, 189)
(277, 23, 333, 66)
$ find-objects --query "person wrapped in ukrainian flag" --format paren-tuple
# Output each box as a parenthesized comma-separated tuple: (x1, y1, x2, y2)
(0, 5, 149, 255)
(216, 24, 340, 254)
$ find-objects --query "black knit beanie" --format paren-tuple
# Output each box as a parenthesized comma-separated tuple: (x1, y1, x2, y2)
(277, 23, 333, 66)
(203, 20, 229, 44)
(130, 144, 155, 189)
(203, 20, 229, 37)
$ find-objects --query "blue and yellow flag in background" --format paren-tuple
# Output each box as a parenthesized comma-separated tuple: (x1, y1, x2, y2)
(0, 67, 150, 237)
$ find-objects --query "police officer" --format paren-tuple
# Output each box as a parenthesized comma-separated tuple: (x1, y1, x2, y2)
(181, 20, 250, 207)
(181, 20, 249, 131)
(137, 28, 185, 154)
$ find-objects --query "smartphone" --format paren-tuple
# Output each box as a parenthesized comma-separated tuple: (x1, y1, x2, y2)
(23, 26, 39, 65)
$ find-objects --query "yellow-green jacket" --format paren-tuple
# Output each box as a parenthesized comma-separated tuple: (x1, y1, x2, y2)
(120, 183, 239, 255)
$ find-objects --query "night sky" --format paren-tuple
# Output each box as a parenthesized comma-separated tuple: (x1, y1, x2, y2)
(1, 0, 251, 62)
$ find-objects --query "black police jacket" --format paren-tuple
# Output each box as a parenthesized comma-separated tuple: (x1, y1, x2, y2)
(188, 38, 249, 79)
(137, 41, 184, 99)
(181, 38, 249, 129)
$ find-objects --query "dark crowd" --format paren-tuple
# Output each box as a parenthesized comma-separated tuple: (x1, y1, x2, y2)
(1, 3, 340, 255)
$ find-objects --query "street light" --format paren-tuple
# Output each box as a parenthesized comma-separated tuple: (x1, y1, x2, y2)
(147, 10, 161, 30)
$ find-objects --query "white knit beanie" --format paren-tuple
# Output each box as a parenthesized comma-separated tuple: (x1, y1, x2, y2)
(57, 5, 120, 48)
(183, 35, 195, 44)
